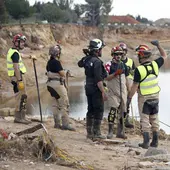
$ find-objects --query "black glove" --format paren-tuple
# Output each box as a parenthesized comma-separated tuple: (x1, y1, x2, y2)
(151, 40, 159, 47)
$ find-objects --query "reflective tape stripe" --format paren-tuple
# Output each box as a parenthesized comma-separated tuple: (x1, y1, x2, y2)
(140, 83, 158, 89)
(142, 76, 157, 82)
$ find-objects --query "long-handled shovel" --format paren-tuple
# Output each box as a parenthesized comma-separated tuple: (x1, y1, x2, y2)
(32, 57, 43, 122)
(119, 73, 125, 137)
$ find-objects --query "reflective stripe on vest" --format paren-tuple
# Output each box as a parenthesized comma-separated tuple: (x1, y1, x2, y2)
(125, 58, 133, 79)
(138, 61, 160, 95)
(7, 48, 26, 76)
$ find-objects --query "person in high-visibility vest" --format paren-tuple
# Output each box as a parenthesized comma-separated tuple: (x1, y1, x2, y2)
(127, 41, 167, 149)
(119, 42, 136, 128)
(6, 33, 31, 124)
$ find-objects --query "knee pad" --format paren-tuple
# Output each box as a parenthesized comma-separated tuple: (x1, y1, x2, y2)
(142, 99, 159, 115)
(20, 94, 27, 111)
(108, 107, 117, 123)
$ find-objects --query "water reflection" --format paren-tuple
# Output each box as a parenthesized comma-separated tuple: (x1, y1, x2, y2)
(28, 72, 170, 134)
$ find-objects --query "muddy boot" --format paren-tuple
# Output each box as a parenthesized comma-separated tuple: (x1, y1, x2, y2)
(53, 114, 62, 129)
(125, 114, 134, 129)
(21, 110, 32, 124)
(93, 119, 106, 140)
(61, 124, 76, 131)
(139, 132, 150, 149)
(86, 117, 94, 139)
(14, 111, 30, 125)
(107, 123, 114, 139)
(150, 131, 158, 147)
(116, 118, 127, 139)
(61, 114, 76, 131)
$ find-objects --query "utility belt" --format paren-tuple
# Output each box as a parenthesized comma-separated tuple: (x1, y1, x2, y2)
(47, 77, 64, 85)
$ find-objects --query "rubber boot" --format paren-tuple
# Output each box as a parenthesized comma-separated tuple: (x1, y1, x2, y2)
(139, 132, 150, 149)
(150, 131, 158, 147)
(21, 110, 32, 124)
(116, 118, 127, 139)
(93, 119, 106, 140)
(125, 114, 134, 128)
(14, 111, 30, 125)
(86, 117, 94, 139)
(107, 123, 114, 139)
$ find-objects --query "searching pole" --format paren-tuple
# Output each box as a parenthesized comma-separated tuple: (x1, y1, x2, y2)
(32, 58, 43, 122)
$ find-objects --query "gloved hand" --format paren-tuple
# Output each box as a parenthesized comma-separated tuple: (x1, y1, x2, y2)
(114, 69, 123, 76)
(151, 40, 159, 47)
(17, 81, 24, 91)
(30, 55, 37, 60)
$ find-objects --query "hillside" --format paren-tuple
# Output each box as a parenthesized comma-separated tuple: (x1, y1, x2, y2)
(1, 24, 170, 170)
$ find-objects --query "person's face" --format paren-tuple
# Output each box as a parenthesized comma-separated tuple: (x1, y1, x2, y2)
(19, 40, 25, 50)
(97, 48, 102, 57)
(14, 40, 25, 50)
(114, 53, 123, 62)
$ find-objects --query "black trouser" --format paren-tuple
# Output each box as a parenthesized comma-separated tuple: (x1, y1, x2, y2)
(86, 86, 104, 120)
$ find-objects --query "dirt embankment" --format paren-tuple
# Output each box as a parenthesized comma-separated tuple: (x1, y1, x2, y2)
(1, 23, 170, 107)
(1, 24, 170, 170)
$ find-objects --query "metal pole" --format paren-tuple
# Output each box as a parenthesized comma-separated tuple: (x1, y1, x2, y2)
(32, 58, 43, 122)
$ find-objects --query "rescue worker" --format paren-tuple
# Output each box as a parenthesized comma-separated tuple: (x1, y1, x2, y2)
(105, 46, 129, 139)
(78, 39, 107, 140)
(6, 33, 31, 124)
(127, 41, 167, 149)
(46, 45, 75, 131)
(119, 42, 136, 128)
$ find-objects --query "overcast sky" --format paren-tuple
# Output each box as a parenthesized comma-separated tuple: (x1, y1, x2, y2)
(28, 0, 170, 21)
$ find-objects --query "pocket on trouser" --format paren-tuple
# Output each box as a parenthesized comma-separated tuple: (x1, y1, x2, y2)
(142, 99, 159, 115)
(47, 86, 60, 100)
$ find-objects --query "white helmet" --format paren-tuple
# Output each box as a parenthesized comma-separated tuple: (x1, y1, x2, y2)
(88, 39, 105, 50)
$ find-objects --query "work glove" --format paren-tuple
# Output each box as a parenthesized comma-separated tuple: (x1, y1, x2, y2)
(30, 55, 37, 60)
(151, 40, 159, 47)
(114, 69, 123, 76)
(17, 81, 24, 91)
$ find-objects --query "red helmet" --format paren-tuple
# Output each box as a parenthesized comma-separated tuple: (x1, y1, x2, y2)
(136, 44, 152, 58)
(13, 33, 26, 43)
(111, 46, 124, 56)
(119, 42, 127, 51)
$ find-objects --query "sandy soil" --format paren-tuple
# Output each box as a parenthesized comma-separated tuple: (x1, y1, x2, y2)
(0, 116, 170, 170)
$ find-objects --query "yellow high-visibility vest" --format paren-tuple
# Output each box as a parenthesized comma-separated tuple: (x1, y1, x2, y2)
(138, 61, 160, 96)
(125, 58, 133, 79)
(7, 48, 26, 76)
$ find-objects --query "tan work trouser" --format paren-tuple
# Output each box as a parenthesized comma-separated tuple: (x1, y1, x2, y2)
(138, 92, 159, 133)
(10, 76, 27, 112)
(47, 80, 70, 127)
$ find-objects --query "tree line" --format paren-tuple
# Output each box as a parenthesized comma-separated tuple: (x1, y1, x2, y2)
(0, 0, 151, 25)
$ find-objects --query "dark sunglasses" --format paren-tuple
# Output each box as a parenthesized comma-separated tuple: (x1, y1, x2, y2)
(114, 53, 123, 56)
